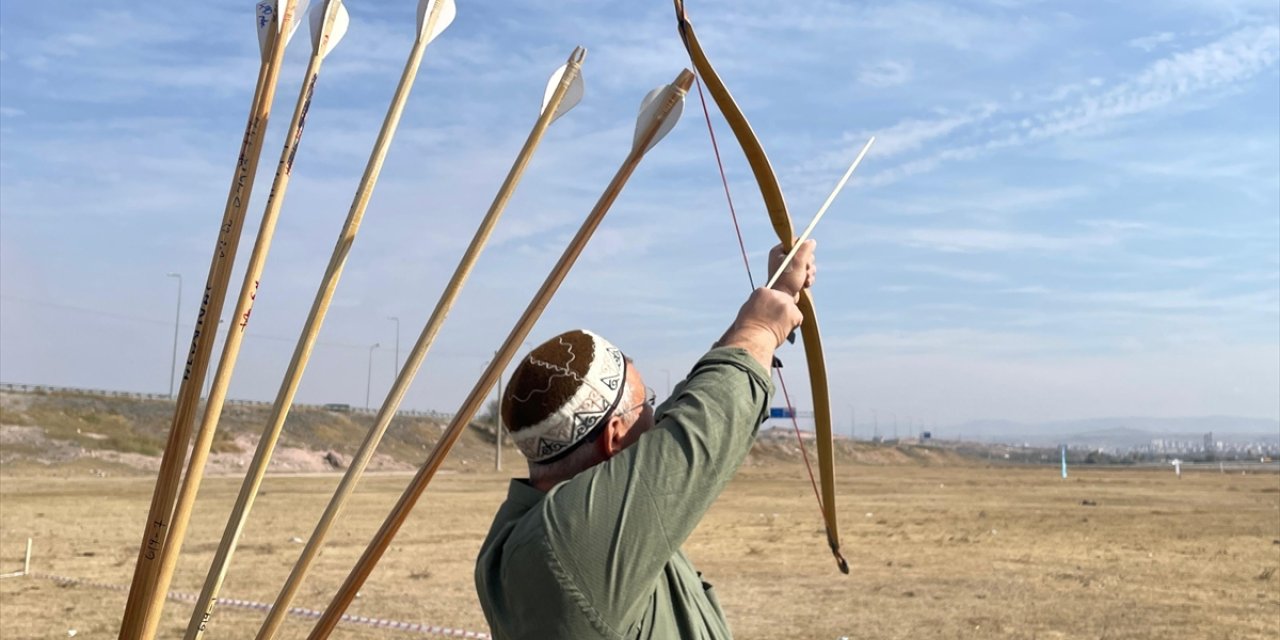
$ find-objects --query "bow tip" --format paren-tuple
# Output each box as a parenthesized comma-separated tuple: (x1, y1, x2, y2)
(835, 554, 850, 575)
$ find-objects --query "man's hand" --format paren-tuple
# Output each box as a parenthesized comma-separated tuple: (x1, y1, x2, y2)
(717, 239, 818, 370)
(767, 239, 817, 300)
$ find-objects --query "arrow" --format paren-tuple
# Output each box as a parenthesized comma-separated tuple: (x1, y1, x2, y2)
(249, 2, 456, 637)
(139, 3, 350, 638)
(136, 6, 349, 637)
(257, 0, 309, 55)
(542, 54, 586, 122)
(302, 68, 696, 640)
(250, 46, 586, 639)
(764, 136, 874, 289)
(117, 2, 303, 637)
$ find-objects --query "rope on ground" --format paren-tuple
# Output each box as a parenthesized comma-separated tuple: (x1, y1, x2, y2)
(22, 572, 490, 638)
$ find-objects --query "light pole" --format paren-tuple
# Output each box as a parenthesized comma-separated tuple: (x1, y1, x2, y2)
(487, 344, 529, 471)
(166, 273, 182, 398)
(365, 343, 380, 410)
(387, 316, 400, 376)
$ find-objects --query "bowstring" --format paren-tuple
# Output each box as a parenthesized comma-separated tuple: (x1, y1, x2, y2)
(688, 72, 830, 525)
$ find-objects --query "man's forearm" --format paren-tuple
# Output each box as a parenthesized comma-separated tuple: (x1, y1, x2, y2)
(714, 324, 777, 371)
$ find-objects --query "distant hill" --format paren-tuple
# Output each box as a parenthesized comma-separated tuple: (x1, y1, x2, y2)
(950, 416, 1280, 449)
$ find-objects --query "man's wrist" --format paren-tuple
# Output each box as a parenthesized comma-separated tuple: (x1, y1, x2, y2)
(715, 323, 777, 371)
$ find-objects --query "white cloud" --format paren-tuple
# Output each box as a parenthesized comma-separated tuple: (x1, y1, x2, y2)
(863, 226, 1121, 254)
(904, 264, 1005, 283)
(0, 107, 24, 118)
(1029, 25, 1280, 139)
(858, 60, 913, 87)
(858, 25, 1280, 188)
(1128, 31, 1177, 52)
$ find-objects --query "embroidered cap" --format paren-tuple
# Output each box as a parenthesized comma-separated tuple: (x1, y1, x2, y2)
(502, 330, 627, 463)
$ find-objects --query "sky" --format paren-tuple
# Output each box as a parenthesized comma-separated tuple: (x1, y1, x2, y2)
(1, 0, 1277, 433)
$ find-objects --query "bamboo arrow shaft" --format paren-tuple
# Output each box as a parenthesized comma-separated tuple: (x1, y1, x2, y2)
(764, 136, 874, 289)
(304, 69, 695, 640)
(179, 16, 343, 637)
(249, 48, 585, 639)
(118, 4, 299, 637)
(254, 8, 450, 640)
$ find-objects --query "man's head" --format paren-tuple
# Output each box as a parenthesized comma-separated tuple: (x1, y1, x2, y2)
(502, 330, 654, 488)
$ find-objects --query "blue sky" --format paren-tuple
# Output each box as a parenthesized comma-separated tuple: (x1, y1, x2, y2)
(1, 0, 1277, 430)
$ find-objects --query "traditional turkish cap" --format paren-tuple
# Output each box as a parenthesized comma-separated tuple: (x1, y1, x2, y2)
(502, 329, 628, 463)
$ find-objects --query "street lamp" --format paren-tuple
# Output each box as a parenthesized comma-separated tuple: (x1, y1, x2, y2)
(387, 316, 400, 376)
(166, 273, 183, 398)
(365, 343, 380, 410)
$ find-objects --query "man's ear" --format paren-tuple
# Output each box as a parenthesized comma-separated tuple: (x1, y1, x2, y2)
(598, 415, 626, 459)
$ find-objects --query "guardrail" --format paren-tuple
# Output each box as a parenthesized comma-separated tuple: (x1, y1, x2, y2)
(0, 382, 453, 421)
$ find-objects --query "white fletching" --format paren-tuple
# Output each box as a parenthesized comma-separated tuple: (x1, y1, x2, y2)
(417, 0, 457, 42)
(633, 85, 685, 154)
(256, 0, 309, 58)
(309, 0, 350, 58)
(541, 64, 585, 123)
(283, 0, 310, 47)
(256, 1, 277, 56)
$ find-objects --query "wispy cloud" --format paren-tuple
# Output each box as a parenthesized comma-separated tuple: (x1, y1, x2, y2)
(859, 25, 1280, 187)
(860, 226, 1123, 254)
(1128, 31, 1177, 52)
(904, 264, 1005, 283)
(858, 60, 914, 88)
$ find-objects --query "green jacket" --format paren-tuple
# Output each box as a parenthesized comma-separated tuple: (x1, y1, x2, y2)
(475, 347, 772, 639)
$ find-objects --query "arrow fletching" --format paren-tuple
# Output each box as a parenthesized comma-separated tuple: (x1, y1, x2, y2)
(633, 83, 686, 154)
(309, 0, 350, 58)
(256, 1, 278, 56)
(541, 63, 585, 123)
(417, 0, 457, 43)
(284, 0, 309, 45)
(257, 0, 309, 58)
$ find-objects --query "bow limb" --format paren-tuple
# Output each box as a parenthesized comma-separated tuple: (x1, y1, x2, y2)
(676, 2, 848, 574)
(796, 292, 846, 573)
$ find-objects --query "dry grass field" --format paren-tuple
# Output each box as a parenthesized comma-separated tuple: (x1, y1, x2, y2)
(1, 462, 1277, 639)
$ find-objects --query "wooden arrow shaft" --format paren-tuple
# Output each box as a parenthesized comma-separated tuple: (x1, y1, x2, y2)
(303, 69, 695, 640)
(177, 40, 336, 640)
(117, 3, 301, 637)
(248, 46, 584, 639)
(764, 136, 874, 290)
(253, 7, 450, 640)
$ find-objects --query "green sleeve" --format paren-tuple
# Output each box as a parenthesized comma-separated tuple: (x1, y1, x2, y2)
(538, 347, 772, 636)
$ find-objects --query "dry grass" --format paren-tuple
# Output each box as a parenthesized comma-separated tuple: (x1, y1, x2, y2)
(1, 463, 1277, 639)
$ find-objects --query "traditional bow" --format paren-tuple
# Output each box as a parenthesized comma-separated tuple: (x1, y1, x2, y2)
(674, 0, 848, 574)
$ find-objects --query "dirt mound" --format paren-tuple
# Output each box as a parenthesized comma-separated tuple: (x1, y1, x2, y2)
(0, 390, 974, 477)
(0, 390, 503, 477)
